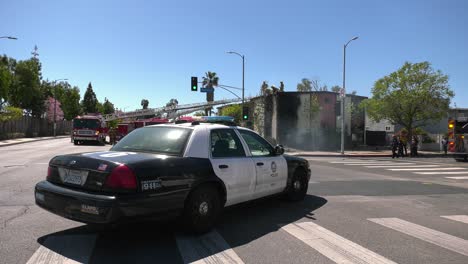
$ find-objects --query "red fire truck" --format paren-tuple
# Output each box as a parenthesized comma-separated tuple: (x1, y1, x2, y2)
(114, 118, 169, 141)
(71, 115, 108, 145)
(448, 118, 468, 161)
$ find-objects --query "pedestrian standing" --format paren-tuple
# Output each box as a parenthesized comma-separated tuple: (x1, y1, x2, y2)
(411, 136, 419, 157)
(398, 136, 405, 158)
(391, 135, 399, 158)
(442, 137, 448, 155)
(401, 135, 408, 157)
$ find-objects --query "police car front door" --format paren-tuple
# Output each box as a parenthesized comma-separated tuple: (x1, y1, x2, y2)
(237, 129, 287, 197)
(209, 129, 256, 206)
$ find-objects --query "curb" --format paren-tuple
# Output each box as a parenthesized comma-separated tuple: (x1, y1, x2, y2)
(0, 136, 70, 147)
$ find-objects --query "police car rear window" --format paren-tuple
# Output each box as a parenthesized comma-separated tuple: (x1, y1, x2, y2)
(111, 127, 192, 156)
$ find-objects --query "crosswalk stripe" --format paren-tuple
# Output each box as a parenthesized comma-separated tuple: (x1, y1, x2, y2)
(445, 176, 468, 180)
(26, 234, 97, 264)
(329, 160, 381, 163)
(387, 167, 466, 171)
(282, 222, 397, 264)
(176, 230, 244, 264)
(345, 163, 409, 166)
(414, 171, 468, 175)
(441, 215, 468, 224)
(368, 218, 468, 257)
(366, 165, 439, 168)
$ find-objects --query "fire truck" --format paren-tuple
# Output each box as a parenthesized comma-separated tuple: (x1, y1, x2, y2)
(448, 117, 468, 161)
(113, 118, 169, 141)
(71, 115, 108, 145)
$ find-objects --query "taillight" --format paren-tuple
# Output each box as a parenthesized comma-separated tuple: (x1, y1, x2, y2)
(105, 165, 137, 190)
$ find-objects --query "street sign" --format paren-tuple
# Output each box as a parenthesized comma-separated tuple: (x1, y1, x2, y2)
(200, 87, 214, 93)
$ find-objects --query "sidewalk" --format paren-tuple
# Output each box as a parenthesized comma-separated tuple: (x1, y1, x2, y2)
(0, 135, 70, 147)
(285, 149, 452, 158)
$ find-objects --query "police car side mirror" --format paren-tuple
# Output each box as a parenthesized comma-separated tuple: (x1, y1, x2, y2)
(274, 145, 285, 155)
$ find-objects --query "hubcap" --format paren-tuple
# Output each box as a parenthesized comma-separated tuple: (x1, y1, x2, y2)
(199, 201, 209, 215)
(294, 180, 301, 190)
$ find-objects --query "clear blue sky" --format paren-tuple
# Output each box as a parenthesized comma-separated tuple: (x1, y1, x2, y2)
(1, 0, 467, 110)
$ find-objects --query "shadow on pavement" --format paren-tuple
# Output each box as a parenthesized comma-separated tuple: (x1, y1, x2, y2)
(36, 194, 327, 263)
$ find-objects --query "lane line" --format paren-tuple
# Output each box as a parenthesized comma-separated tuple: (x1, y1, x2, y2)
(345, 163, 413, 166)
(445, 176, 468, 180)
(414, 171, 468, 175)
(329, 161, 382, 163)
(176, 230, 244, 264)
(366, 165, 440, 168)
(441, 215, 468, 224)
(386, 168, 467, 171)
(282, 221, 397, 264)
(368, 218, 468, 257)
(26, 234, 96, 264)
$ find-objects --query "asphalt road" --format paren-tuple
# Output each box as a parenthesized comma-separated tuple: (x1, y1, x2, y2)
(1, 139, 468, 264)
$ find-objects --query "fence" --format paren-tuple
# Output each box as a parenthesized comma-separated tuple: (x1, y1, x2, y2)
(0, 116, 72, 140)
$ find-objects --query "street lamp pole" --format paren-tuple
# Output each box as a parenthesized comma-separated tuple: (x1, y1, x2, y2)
(341, 36, 358, 155)
(0, 36, 17, 40)
(52, 78, 68, 137)
(226, 51, 245, 108)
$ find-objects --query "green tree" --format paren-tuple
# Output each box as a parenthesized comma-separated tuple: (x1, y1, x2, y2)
(0, 106, 22, 122)
(361, 61, 454, 142)
(220, 104, 242, 123)
(141, 99, 149, 109)
(102, 97, 115, 115)
(202, 71, 219, 115)
(331, 85, 341, 93)
(193, 111, 205, 116)
(0, 56, 16, 109)
(9, 58, 44, 117)
(81, 82, 98, 113)
(61, 86, 81, 120)
(297, 78, 312, 92)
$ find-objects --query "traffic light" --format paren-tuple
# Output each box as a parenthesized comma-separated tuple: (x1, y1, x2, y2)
(242, 106, 249, 120)
(191, 77, 198, 91)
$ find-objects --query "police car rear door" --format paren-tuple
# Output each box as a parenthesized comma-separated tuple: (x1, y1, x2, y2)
(237, 129, 287, 198)
(209, 129, 256, 206)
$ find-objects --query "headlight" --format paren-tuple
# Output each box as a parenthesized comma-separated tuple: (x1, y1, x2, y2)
(95, 131, 100, 135)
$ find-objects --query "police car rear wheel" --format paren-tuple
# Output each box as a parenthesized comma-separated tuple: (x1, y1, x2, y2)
(286, 169, 308, 201)
(183, 185, 221, 234)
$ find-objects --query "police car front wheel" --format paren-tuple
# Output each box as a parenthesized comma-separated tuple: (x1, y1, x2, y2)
(286, 169, 308, 201)
(183, 185, 221, 234)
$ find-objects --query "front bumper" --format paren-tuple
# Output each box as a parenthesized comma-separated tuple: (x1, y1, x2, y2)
(73, 136, 99, 141)
(35, 181, 185, 224)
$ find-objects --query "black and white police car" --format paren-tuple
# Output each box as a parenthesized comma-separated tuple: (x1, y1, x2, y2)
(35, 117, 311, 233)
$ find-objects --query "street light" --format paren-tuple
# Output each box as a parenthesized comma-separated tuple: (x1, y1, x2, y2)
(52, 78, 68, 137)
(0, 36, 18, 40)
(341, 36, 358, 155)
(226, 51, 245, 113)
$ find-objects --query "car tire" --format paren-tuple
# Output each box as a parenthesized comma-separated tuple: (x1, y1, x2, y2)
(73, 140, 78, 145)
(286, 168, 308, 202)
(182, 185, 221, 234)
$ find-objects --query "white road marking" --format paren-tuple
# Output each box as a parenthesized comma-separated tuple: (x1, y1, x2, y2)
(26, 234, 96, 264)
(414, 171, 468, 175)
(329, 160, 381, 163)
(387, 167, 466, 171)
(282, 221, 397, 264)
(441, 215, 468, 224)
(345, 163, 410, 166)
(366, 165, 440, 168)
(445, 176, 468, 180)
(368, 218, 468, 257)
(176, 230, 244, 264)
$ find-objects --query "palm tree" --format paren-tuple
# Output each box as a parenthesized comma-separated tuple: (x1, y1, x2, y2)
(202, 71, 219, 115)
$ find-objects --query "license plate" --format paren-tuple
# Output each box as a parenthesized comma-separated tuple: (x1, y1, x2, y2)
(59, 168, 88, 185)
(81, 204, 99, 215)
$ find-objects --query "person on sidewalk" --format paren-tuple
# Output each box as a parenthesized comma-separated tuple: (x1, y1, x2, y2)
(442, 137, 448, 155)
(398, 136, 405, 158)
(400, 135, 408, 157)
(391, 135, 399, 159)
(411, 136, 419, 157)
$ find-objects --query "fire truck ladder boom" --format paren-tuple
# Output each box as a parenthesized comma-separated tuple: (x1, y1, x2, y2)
(103, 97, 251, 121)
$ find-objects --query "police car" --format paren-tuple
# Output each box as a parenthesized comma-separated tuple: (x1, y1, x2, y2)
(35, 117, 311, 233)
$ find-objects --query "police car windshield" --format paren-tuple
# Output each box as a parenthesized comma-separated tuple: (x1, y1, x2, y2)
(111, 126, 192, 156)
